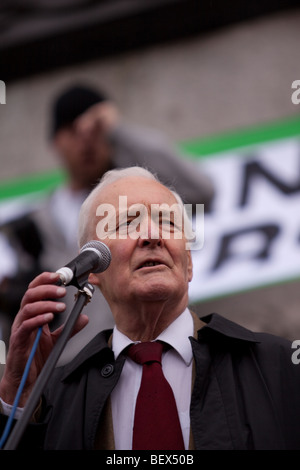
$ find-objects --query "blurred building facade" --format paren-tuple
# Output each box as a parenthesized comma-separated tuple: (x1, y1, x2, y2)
(0, 0, 300, 341)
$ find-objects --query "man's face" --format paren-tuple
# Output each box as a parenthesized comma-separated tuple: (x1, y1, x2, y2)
(53, 123, 111, 189)
(89, 177, 193, 308)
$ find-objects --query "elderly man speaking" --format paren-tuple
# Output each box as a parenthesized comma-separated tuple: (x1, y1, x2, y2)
(0, 167, 300, 450)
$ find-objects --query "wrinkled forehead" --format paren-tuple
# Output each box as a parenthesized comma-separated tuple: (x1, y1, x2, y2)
(93, 176, 178, 209)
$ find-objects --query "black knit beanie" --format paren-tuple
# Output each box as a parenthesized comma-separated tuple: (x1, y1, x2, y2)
(50, 84, 108, 136)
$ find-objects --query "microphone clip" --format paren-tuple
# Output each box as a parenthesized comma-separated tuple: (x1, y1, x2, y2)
(74, 281, 95, 305)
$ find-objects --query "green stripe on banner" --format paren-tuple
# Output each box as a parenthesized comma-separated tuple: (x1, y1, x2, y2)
(0, 169, 66, 201)
(0, 114, 300, 201)
(179, 114, 300, 157)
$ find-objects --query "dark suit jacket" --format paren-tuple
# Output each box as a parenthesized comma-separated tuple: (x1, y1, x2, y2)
(1, 312, 300, 449)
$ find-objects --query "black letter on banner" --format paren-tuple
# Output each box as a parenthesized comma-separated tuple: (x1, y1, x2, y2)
(239, 158, 300, 207)
(210, 224, 280, 272)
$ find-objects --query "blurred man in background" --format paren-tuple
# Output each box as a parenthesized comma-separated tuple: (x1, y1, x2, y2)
(0, 83, 214, 362)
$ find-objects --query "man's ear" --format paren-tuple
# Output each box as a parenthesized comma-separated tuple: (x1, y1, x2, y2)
(187, 250, 193, 282)
(88, 272, 101, 287)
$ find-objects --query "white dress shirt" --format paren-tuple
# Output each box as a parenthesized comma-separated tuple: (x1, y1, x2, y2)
(111, 308, 194, 450)
(0, 308, 194, 449)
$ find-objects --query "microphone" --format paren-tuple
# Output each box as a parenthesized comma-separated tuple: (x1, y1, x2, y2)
(56, 240, 111, 287)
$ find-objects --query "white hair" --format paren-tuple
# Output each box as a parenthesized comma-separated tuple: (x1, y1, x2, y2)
(78, 166, 193, 248)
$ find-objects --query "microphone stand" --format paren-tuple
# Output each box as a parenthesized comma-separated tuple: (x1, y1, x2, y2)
(3, 279, 94, 450)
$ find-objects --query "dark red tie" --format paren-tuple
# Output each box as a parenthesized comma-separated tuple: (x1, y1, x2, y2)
(127, 341, 185, 450)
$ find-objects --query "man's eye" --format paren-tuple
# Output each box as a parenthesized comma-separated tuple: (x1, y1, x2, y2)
(117, 220, 132, 230)
(160, 219, 177, 228)
(160, 218, 172, 225)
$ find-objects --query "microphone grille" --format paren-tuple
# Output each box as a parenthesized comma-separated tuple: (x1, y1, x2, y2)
(81, 240, 111, 272)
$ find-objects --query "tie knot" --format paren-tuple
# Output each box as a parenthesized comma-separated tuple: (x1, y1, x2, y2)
(127, 341, 163, 365)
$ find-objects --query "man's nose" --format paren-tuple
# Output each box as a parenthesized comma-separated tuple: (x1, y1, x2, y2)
(137, 218, 164, 248)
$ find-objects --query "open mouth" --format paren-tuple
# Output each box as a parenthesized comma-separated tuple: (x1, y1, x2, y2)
(137, 260, 165, 269)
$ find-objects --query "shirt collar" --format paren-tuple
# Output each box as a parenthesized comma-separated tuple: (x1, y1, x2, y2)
(112, 308, 194, 366)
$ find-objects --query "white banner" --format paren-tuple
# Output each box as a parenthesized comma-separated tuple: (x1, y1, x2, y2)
(189, 136, 300, 302)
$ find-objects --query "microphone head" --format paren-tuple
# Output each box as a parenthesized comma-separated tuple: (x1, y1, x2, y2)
(80, 240, 111, 273)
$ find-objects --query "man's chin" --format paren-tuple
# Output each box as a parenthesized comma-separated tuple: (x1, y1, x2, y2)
(134, 282, 173, 302)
